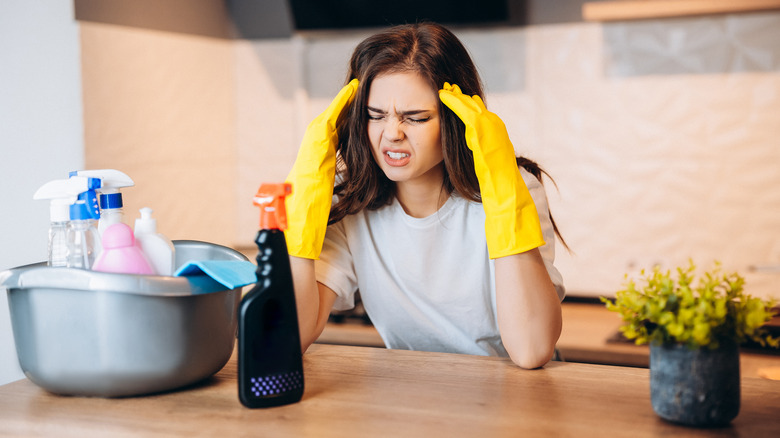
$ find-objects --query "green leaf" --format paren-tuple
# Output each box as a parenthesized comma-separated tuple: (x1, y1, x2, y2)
(603, 260, 778, 349)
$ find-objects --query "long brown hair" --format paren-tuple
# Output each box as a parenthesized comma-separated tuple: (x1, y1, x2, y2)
(329, 23, 567, 248)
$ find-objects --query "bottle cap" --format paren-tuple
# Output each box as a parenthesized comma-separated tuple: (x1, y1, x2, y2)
(134, 207, 158, 234)
(49, 199, 71, 222)
(100, 192, 124, 209)
(253, 183, 292, 231)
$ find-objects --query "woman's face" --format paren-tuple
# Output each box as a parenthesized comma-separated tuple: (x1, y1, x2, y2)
(366, 71, 443, 186)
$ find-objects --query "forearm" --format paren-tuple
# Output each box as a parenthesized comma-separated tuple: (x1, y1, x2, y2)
(494, 248, 562, 369)
(289, 256, 335, 352)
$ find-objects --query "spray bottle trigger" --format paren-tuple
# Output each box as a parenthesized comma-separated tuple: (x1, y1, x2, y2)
(253, 183, 292, 231)
(70, 176, 102, 220)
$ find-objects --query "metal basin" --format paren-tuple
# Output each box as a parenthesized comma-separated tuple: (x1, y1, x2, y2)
(0, 240, 249, 397)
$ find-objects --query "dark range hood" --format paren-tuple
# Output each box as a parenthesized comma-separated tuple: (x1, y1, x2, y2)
(289, 0, 514, 30)
(75, 1, 590, 40)
(231, 0, 526, 38)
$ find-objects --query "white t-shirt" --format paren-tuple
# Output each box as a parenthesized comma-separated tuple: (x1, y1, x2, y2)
(314, 168, 565, 357)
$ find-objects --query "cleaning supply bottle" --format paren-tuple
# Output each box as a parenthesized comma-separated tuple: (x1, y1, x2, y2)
(133, 207, 175, 276)
(238, 183, 304, 408)
(33, 176, 92, 267)
(93, 223, 154, 275)
(66, 177, 102, 270)
(70, 169, 134, 236)
(47, 215, 69, 268)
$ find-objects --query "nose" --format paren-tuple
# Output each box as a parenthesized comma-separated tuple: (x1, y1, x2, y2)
(383, 117, 405, 142)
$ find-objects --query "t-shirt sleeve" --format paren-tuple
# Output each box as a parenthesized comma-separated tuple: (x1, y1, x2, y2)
(520, 168, 566, 301)
(314, 219, 359, 311)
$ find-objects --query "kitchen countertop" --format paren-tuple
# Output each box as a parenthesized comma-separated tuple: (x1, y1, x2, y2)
(1, 343, 778, 436)
(318, 301, 780, 379)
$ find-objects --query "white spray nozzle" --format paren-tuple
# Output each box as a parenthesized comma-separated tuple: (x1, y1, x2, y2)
(34, 176, 91, 201)
(34, 176, 93, 222)
(71, 169, 134, 211)
(70, 169, 134, 194)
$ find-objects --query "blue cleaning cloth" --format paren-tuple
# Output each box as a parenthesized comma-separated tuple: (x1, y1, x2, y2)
(175, 260, 257, 289)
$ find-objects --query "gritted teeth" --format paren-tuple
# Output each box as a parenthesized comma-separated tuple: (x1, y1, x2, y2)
(387, 151, 410, 159)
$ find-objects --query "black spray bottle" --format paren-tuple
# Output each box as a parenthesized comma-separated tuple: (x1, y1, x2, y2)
(238, 183, 304, 408)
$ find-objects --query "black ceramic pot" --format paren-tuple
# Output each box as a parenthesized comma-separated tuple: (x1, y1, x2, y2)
(649, 340, 740, 427)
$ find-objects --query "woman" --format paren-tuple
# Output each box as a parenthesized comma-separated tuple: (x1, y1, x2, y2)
(284, 22, 564, 369)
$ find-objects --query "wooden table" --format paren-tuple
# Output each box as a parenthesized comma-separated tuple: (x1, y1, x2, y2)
(1, 344, 778, 437)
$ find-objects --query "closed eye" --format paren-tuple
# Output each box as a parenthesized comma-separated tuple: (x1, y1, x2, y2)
(406, 116, 431, 124)
(366, 106, 433, 124)
(367, 106, 386, 121)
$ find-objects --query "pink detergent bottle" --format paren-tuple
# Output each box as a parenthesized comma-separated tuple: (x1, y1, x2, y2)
(92, 223, 154, 275)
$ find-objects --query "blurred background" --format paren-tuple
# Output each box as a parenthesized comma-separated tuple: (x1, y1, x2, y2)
(2, 0, 780, 384)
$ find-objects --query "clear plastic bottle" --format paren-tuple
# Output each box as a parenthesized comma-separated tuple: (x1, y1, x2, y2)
(48, 219, 69, 267)
(47, 199, 71, 267)
(33, 177, 94, 267)
(66, 200, 101, 270)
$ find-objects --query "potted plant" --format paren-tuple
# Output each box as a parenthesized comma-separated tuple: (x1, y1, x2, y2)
(602, 261, 778, 427)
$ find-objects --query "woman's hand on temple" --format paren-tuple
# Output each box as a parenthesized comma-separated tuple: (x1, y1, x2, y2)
(438, 83, 544, 259)
(285, 79, 359, 259)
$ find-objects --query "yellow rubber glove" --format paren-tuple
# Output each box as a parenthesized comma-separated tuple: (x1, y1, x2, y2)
(285, 79, 358, 259)
(439, 83, 544, 259)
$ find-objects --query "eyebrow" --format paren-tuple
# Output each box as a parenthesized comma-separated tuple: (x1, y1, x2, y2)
(366, 106, 431, 116)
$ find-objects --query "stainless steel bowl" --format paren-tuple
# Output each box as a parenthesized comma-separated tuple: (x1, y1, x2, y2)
(0, 240, 249, 397)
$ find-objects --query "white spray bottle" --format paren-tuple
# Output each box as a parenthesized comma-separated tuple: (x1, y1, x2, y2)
(66, 176, 103, 269)
(134, 207, 175, 276)
(70, 169, 134, 236)
(33, 176, 92, 267)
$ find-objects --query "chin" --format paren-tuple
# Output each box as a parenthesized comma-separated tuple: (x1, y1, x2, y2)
(381, 171, 407, 183)
(376, 164, 406, 182)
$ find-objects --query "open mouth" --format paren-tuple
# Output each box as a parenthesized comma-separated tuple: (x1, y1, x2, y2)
(383, 150, 411, 167)
(386, 151, 409, 160)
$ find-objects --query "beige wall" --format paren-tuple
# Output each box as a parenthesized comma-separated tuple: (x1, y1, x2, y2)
(81, 12, 780, 299)
(81, 22, 237, 247)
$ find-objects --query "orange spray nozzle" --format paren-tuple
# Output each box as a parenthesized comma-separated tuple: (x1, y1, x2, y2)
(253, 183, 292, 230)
